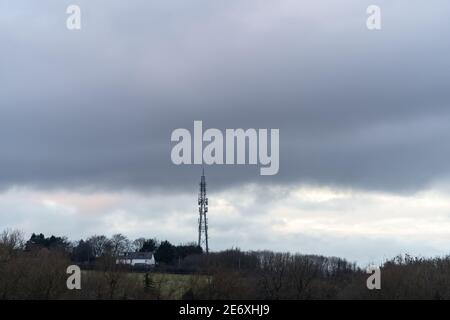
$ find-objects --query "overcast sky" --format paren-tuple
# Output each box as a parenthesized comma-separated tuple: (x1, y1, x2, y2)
(1, 0, 450, 265)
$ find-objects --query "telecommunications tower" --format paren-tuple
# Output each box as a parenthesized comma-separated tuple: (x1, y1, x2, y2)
(198, 168, 209, 254)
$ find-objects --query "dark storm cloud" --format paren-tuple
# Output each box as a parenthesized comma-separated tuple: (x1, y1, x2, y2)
(1, 0, 450, 193)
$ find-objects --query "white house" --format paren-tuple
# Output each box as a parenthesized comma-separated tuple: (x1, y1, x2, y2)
(116, 252, 155, 268)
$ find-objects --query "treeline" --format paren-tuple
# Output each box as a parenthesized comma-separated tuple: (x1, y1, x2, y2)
(2, 228, 450, 299)
(23, 231, 202, 268)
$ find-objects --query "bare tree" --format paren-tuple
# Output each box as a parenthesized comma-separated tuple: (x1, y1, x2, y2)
(288, 255, 320, 299)
(132, 237, 146, 252)
(110, 234, 131, 257)
(257, 252, 290, 299)
(0, 229, 25, 250)
(0, 229, 25, 262)
(87, 235, 111, 258)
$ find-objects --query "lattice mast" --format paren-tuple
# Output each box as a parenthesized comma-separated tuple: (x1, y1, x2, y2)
(198, 168, 209, 254)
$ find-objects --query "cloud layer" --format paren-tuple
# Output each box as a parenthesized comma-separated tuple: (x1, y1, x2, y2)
(1, 1, 450, 192)
(3, 185, 450, 265)
(1, 1, 450, 263)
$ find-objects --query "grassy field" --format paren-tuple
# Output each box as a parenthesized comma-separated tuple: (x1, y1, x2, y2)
(130, 272, 204, 299)
(82, 270, 208, 299)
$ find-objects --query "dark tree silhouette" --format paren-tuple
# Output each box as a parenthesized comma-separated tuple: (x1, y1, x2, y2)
(155, 240, 176, 264)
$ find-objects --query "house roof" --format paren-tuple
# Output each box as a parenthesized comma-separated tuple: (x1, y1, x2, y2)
(120, 252, 153, 259)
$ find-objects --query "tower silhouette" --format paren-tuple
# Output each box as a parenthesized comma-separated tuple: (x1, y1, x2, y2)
(198, 168, 209, 254)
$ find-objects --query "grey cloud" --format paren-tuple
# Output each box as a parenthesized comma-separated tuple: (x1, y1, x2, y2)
(1, 0, 450, 193)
